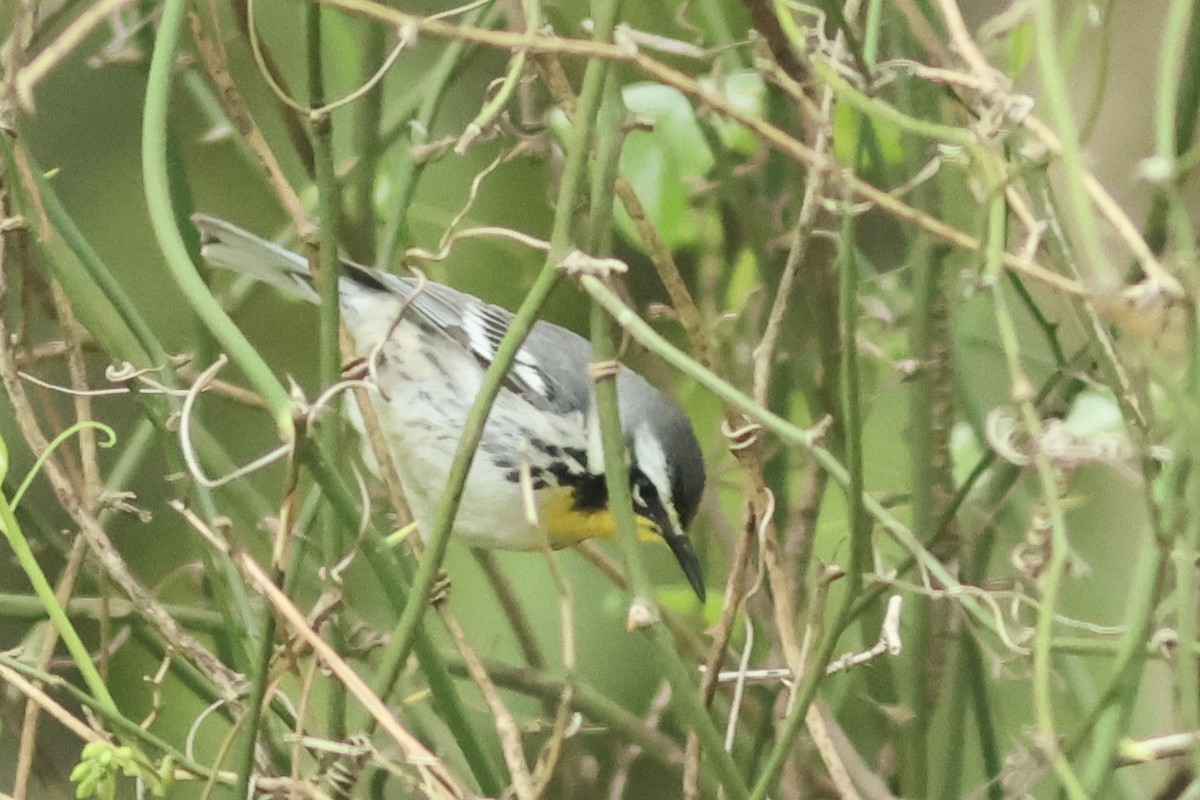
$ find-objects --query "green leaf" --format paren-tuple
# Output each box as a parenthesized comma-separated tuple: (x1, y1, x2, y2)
(550, 82, 716, 251)
(615, 83, 715, 250)
(1065, 390, 1123, 436)
(1008, 21, 1035, 77)
(723, 247, 760, 309)
(699, 71, 766, 155)
(833, 103, 905, 174)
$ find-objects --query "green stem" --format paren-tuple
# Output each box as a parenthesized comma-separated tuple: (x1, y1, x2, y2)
(345, 19, 385, 260)
(581, 35, 747, 799)
(473, 550, 546, 669)
(5, 142, 259, 651)
(938, 646, 968, 800)
(1077, 537, 1168, 792)
(900, 220, 949, 797)
(14, 148, 164, 367)
(232, 589, 281, 799)
(836, 204, 868, 607)
(302, 442, 505, 795)
(1143, 0, 1200, 253)
(590, 254, 750, 800)
(231, 448, 312, 800)
(0, 593, 224, 630)
(378, 0, 624, 703)
(964, 635, 1005, 800)
(0, 652, 212, 779)
(379, 259, 563, 704)
(580, 276, 1004, 640)
(142, 0, 294, 437)
(374, 16, 486, 266)
(442, 653, 712, 790)
(306, 0, 349, 744)
(985, 185, 1086, 797)
(1032, 0, 1117, 288)
(456, 0, 538, 153)
(810, 58, 977, 148)
(1155, 0, 1195, 166)
(0, 447, 118, 712)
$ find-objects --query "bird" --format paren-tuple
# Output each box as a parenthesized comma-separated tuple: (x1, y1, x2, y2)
(193, 214, 707, 601)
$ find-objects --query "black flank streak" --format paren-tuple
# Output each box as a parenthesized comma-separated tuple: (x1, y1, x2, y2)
(563, 447, 588, 469)
(570, 473, 608, 513)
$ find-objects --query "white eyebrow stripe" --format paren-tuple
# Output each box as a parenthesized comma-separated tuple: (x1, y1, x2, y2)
(632, 425, 672, 507)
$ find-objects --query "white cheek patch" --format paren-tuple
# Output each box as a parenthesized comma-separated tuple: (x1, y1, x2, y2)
(632, 426, 679, 528)
(585, 418, 677, 530)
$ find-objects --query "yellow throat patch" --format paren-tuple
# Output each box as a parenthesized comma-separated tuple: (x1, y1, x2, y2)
(540, 485, 661, 548)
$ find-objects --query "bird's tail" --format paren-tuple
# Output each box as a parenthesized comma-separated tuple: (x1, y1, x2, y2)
(192, 214, 321, 303)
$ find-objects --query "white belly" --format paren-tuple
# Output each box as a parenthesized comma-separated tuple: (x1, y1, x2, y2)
(342, 302, 586, 551)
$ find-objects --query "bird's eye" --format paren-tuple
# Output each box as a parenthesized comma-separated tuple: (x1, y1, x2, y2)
(630, 473, 657, 513)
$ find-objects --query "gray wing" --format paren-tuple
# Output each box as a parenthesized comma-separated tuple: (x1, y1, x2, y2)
(194, 213, 592, 415)
(389, 278, 593, 415)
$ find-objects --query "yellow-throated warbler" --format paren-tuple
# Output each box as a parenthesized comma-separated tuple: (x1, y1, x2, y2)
(194, 215, 706, 600)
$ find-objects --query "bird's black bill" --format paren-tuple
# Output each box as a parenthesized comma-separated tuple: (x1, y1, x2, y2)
(634, 478, 705, 602)
(665, 532, 706, 603)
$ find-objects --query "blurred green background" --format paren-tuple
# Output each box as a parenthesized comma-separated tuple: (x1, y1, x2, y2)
(2, 1, 1192, 798)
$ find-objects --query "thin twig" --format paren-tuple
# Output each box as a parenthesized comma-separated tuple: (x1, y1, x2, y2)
(530, 544, 577, 798)
(608, 681, 672, 800)
(438, 602, 536, 798)
(188, 5, 309, 234)
(320, 0, 1084, 296)
(245, 0, 414, 118)
(0, 663, 104, 745)
(213, 527, 468, 799)
(0, 256, 247, 707)
(13, 0, 142, 109)
(473, 550, 546, 670)
(13, 537, 89, 799)
(13, 275, 103, 799)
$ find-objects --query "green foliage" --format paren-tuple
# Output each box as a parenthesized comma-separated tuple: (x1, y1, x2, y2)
(69, 742, 172, 800)
(4, 2, 1200, 799)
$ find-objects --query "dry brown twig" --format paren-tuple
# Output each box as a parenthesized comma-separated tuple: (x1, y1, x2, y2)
(319, 0, 1084, 297)
(932, 0, 1178, 296)
(12, 0, 142, 110)
(0, 663, 104, 746)
(529, 543, 578, 798)
(287, 657, 328, 790)
(0, 166, 248, 706)
(437, 601, 537, 799)
(531, 9, 861, 796)
(13, 273, 103, 799)
(187, 4, 309, 235)
(13, 537, 89, 799)
(172, 504, 469, 799)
